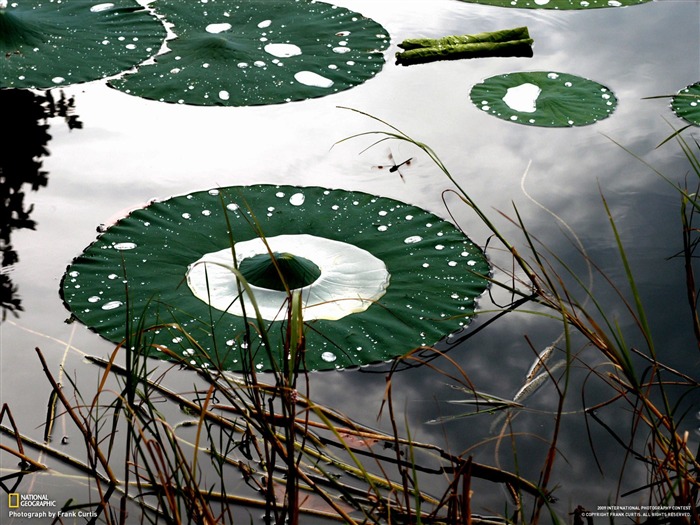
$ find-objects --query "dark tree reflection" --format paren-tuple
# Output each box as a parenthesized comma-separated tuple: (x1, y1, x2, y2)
(0, 89, 82, 319)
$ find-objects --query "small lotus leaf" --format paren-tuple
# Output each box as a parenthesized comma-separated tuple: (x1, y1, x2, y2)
(110, 0, 389, 106)
(60, 185, 491, 372)
(671, 82, 700, 126)
(470, 71, 617, 127)
(0, 0, 166, 89)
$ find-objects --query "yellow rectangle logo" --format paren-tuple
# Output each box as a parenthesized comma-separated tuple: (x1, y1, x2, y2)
(8, 493, 20, 508)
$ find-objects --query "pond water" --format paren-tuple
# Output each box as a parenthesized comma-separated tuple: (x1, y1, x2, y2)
(2, 0, 700, 522)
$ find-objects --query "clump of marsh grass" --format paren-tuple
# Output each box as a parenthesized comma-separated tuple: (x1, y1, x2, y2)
(338, 106, 699, 523)
(12, 336, 543, 524)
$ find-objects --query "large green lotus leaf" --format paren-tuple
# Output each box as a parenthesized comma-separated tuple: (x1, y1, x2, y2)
(470, 71, 617, 127)
(672, 82, 700, 126)
(61, 185, 490, 372)
(109, 0, 389, 106)
(456, 0, 649, 9)
(0, 0, 166, 89)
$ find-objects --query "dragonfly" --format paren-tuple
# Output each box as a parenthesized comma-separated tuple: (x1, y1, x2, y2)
(373, 150, 413, 182)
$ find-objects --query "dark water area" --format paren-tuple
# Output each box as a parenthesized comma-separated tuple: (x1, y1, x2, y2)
(1, 0, 699, 522)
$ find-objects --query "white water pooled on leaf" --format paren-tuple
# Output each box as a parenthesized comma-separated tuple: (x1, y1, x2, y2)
(205, 23, 232, 34)
(321, 351, 337, 362)
(113, 242, 137, 250)
(90, 3, 115, 12)
(187, 234, 390, 321)
(264, 43, 302, 58)
(289, 192, 305, 206)
(502, 83, 542, 113)
(294, 71, 334, 88)
(101, 300, 123, 310)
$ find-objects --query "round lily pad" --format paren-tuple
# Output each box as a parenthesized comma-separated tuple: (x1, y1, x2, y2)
(671, 82, 700, 126)
(60, 185, 490, 372)
(109, 0, 389, 106)
(456, 0, 649, 9)
(470, 71, 617, 127)
(0, 0, 166, 89)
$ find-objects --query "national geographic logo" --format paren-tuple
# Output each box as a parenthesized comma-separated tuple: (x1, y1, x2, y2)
(6, 493, 58, 520)
(7, 493, 56, 507)
(6, 493, 98, 520)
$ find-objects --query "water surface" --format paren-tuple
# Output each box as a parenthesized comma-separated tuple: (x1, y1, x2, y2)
(2, 0, 699, 520)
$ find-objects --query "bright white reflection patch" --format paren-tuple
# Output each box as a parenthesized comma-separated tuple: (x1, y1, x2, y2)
(264, 43, 302, 58)
(294, 71, 334, 88)
(90, 3, 115, 12)
(502, 83, 542, 113)
(187, 234, 389, 321)
(206, 23, 232, 34)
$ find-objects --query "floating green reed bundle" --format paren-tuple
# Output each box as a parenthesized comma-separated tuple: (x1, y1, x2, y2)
(395, 26, 533, 66)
